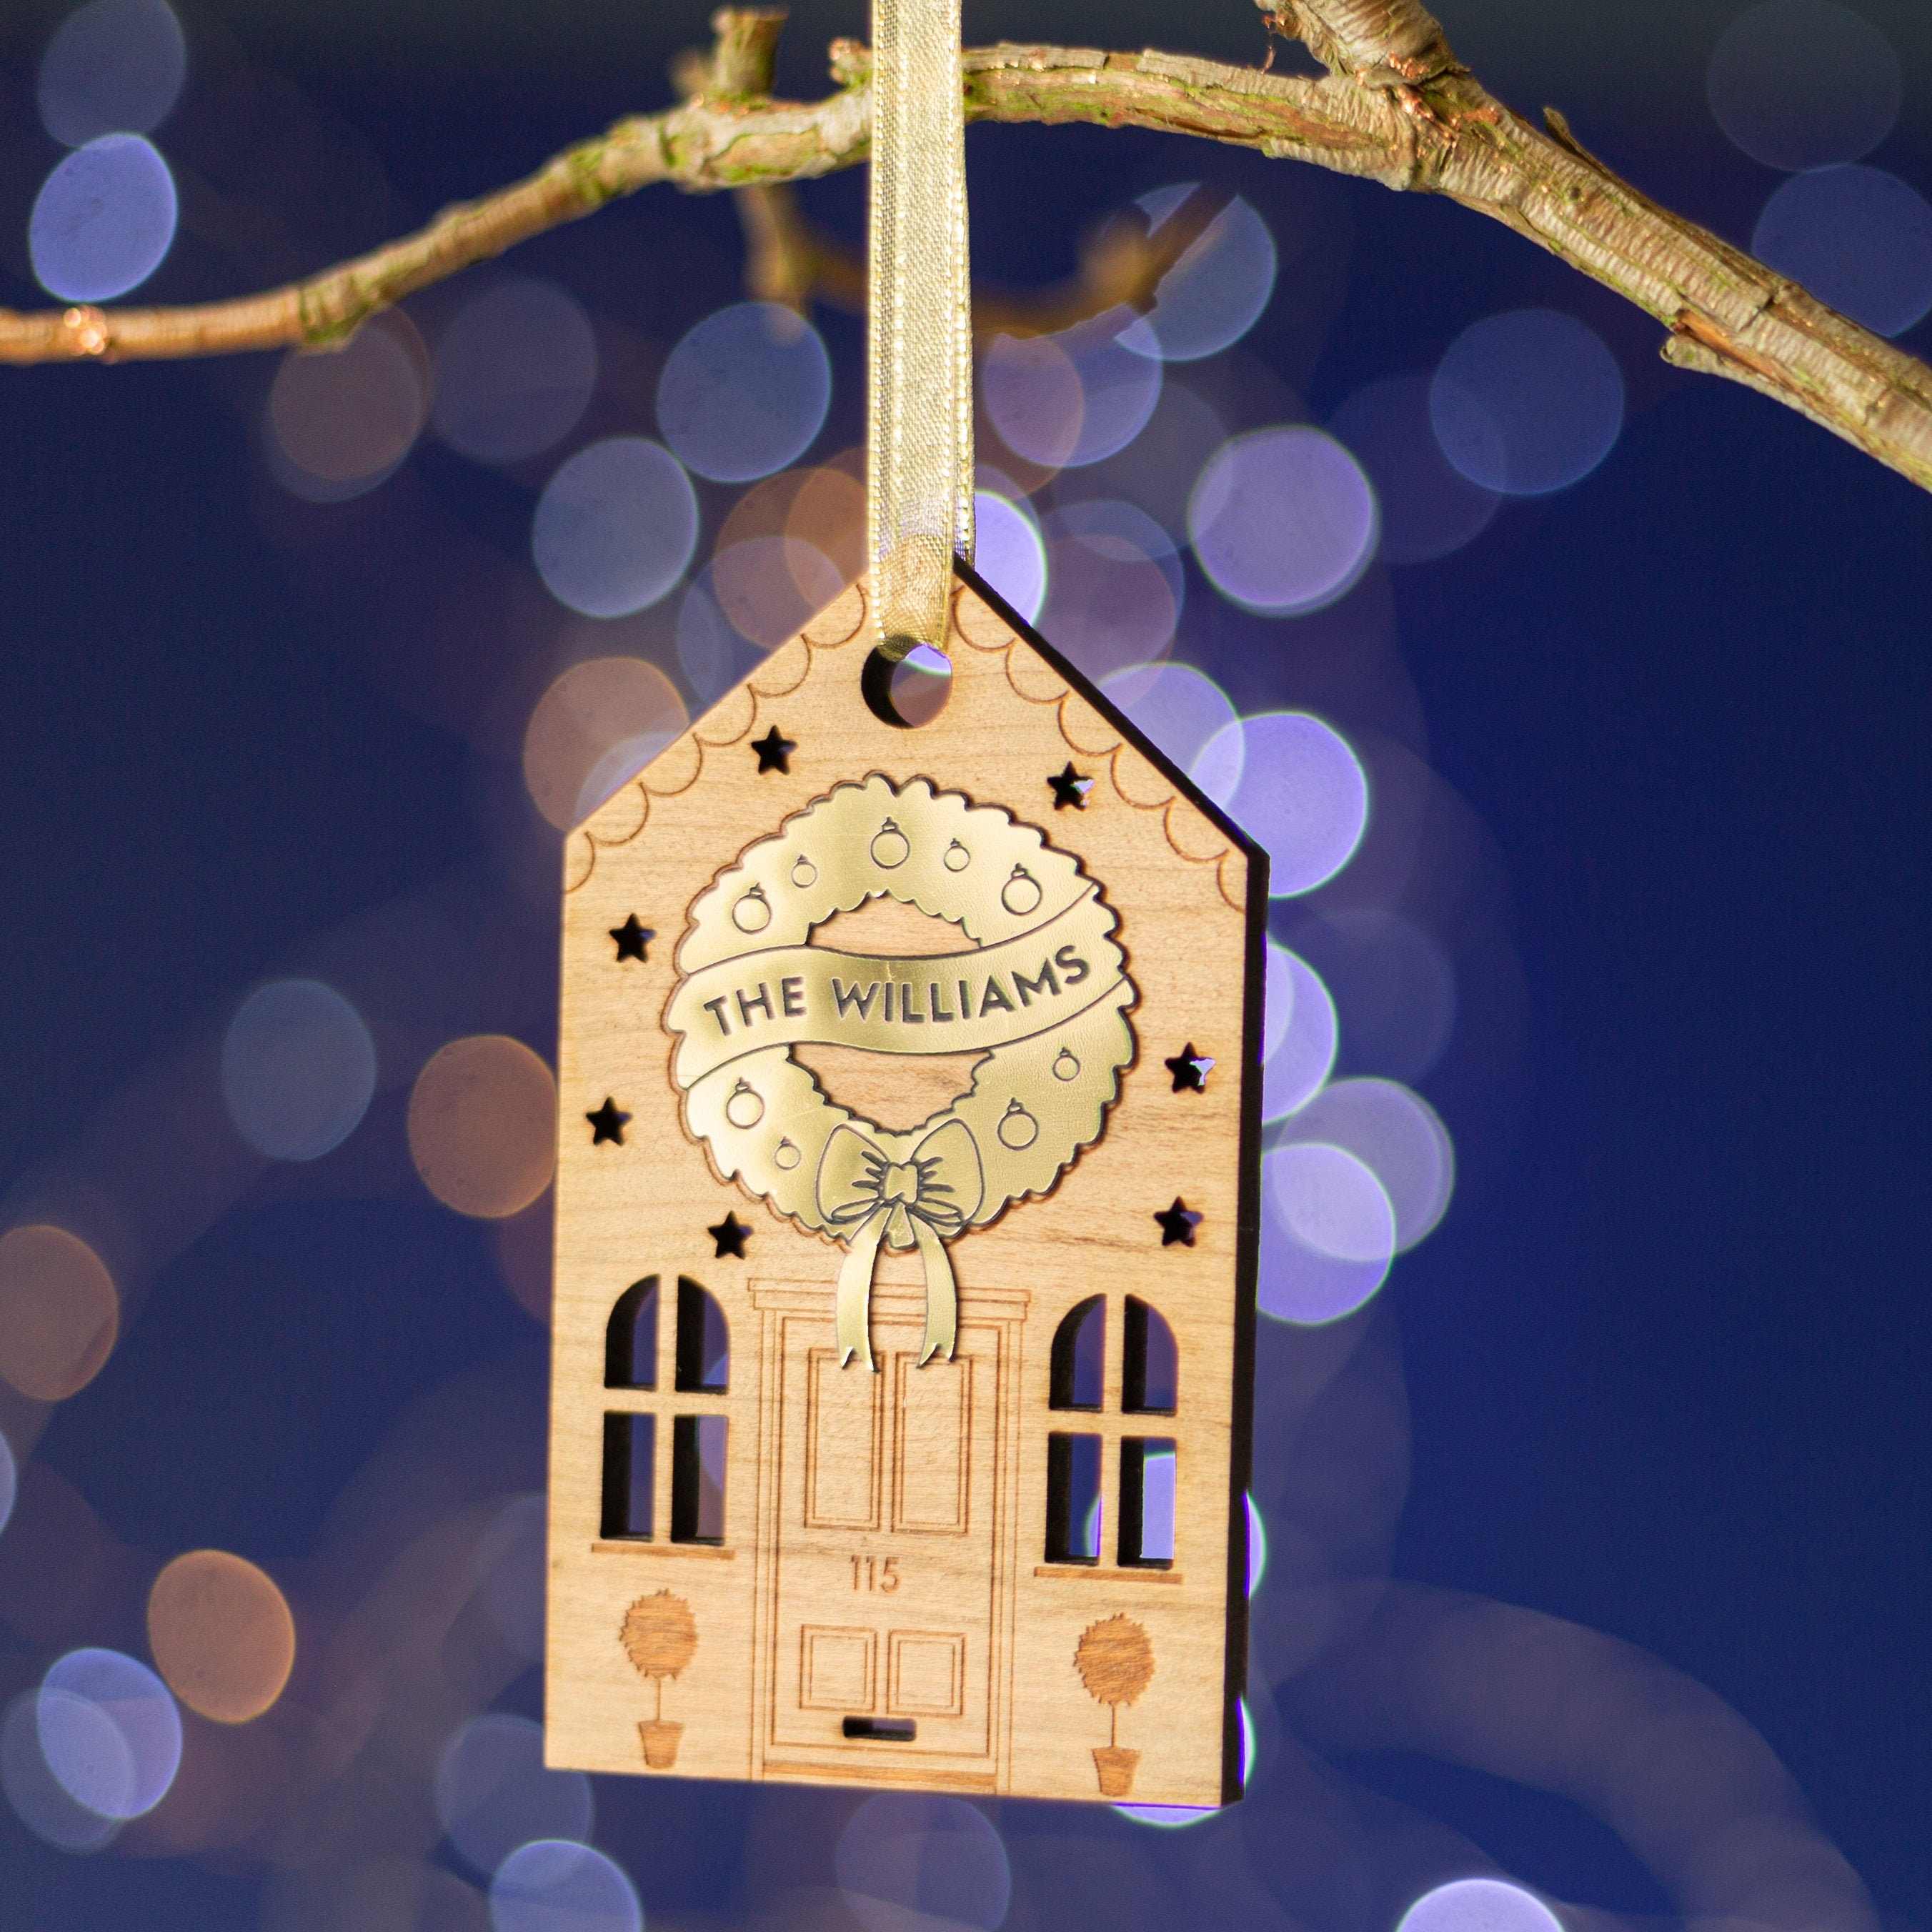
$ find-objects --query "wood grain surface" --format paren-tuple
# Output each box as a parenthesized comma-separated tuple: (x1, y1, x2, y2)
(546, 565, 1263, 1805)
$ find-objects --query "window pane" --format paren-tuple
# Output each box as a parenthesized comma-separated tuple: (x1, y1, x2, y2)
(1119, 1437, 1177, 1567)
(1122, 1297, 1177, 1414)
(1050, 1296, 1105, 1410)
(600, 1412, 654, 1539)
(1046, 1431, 1103, 1563)
(675, 1278, 730, 1393)
(604, 1277, 659, 1390)
(672, 1413, 727, 1543)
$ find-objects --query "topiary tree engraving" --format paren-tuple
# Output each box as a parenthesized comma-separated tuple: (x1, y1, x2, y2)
(1075, 1613, 1156, 1796)
(621, 1589, 699, 1769)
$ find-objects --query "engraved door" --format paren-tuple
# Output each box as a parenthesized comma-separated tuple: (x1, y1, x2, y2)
(763, 1294, 1010, 1774)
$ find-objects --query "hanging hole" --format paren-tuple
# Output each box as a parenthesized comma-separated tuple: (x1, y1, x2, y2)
(862, 642, 953, 728)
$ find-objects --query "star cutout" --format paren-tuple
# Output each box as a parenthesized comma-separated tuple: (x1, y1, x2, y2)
(1047, 761, 1093, 810)
(707, 1213, 751, 1259)
(586, 1097, 631, 1146)
(1164, 1044, 1215, 1093)
(752, 726, 796, 775)
(1155, 1198, 1202, 1248)
(609, 914, 654, 963)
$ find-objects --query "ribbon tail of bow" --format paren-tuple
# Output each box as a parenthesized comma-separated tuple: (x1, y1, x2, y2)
(910, 1214, 957, 1365)
(835, 1205, 891, 1370)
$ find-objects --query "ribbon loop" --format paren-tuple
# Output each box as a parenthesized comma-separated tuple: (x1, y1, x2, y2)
(868, 0, 973, 662)
(819, 1118, 983, 1368)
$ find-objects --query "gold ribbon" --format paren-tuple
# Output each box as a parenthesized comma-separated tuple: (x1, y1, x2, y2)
(817, 1119, 984, 1369)
(868, 0, 973, 660)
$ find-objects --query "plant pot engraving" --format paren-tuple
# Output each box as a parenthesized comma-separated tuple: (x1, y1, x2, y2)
(638, 1718, 684, 1770)
(1091, 1745, 1140, 1797)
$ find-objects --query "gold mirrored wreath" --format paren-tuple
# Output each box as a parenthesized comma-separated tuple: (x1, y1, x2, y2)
(666, 776, 1137, 1368)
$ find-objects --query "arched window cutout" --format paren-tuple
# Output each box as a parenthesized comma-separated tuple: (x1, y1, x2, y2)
(675, 1277, 730, 1393)
(1050, 1296, 1105, 1410)
(604, 1277, 659, 1390)
(1122, 1298, 1177, 1415)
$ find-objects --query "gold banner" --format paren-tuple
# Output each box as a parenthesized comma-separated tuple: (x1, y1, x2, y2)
(667, 890, 1123, 1087)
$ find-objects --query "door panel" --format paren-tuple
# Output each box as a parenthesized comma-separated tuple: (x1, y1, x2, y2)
(770, 1313, 1000, 1763)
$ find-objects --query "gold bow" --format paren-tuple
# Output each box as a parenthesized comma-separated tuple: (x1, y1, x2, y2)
(817, 1118, 984, 1369)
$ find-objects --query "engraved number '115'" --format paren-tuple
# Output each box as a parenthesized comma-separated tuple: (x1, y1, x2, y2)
(851, 1556, 901, 1592)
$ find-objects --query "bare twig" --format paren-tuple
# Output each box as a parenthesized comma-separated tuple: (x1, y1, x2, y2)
(1, 4, 1926, 497)
(738, 177, 1235, 337)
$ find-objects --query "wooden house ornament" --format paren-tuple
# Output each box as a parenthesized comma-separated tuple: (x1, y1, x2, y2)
(547, 564, 1265, 1806)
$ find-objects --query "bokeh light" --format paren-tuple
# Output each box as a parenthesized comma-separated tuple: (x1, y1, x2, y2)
(1190, 427, 1378, 613)
(1708, 0, 1903, 172)
(982, 330, 1083, 469)
(433, 279, 598, 464)
(1197, 711, 1368, 895)
(1039, 499, 1180, 679)
(1287, 908, 1457, 1082)
(436, 1715, 593, 1878)
(0, 1429, 15, 1539)
(38, 0, 186, 146)
(29, 133, 177, 302)
(1246, 1492, 1268, 1597)
(785, 458, 868, 587)
(221, 979, 377, 1162)
(409, 1036, 557, 1220)
(1263, 942, 1338, 1123)
(146, 1550, 297, 1724)
(712, 534, 842, 647)
(522, 655, 687, 831)
(714, 459, 867, 609)
(532, 438, 699, 619)
(1259, 1142, 1395, 1325)
(973, 491, 1047, 622)
(41, 1648, 182, 1819)
(269, 315, 430, 501)
(1752, 166, 1932, 337)
(1083, 379, 1226, 539)
(475, 1493, 546, 1663)
(835, 1793, 1012, 1932)
(2, 1692, 120, 1851)
(1130, 186, 1278, 362)
(677, 567, 767, 707)
(1061, 309, 1164, 464)
(657, 302, 832, 483)
(1398, 1878, 1565, 1932)
(1276, 1077, 1455, 1250)
(1330, 374, 1500, 565)
(982, 312, 1163, 469)
(489, 1840, 639, 1932)
(1430, 311, 1624, 498)
(0, 1224, 119, 1402)
(1100, 659, 1238, 775)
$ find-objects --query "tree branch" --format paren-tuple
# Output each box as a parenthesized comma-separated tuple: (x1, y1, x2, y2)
(1, 4, 1926, 498)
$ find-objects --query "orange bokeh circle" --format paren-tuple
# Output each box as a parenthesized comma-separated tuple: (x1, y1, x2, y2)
(0, 1225, 119, 1401)
(147, 1550, 297, 1724)
(408, 1035, 558, 1220)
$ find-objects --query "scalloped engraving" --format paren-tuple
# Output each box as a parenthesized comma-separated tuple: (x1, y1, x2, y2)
(752, 636, 812, 697)
(802, 582, 867, 647)
(694, 683, 759, 747)
(1108, 744, 1175, 813)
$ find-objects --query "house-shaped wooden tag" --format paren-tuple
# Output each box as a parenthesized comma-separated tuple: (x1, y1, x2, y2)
(547, 564, 1265, 1806)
